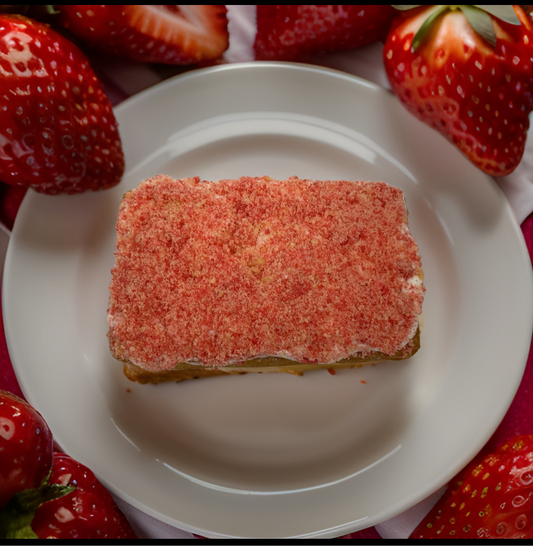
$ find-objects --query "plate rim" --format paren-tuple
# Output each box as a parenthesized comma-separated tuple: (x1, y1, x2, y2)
(3, 61, 533, 538)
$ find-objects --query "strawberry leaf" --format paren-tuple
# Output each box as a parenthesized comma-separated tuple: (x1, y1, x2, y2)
(474, 5, 521, 25)
(394, 4, 520, 25)
(0, 483, 75, 539)
(460, 5, 496, 47)
(411, 5, 448, 51)
(406, 5, 519, 52)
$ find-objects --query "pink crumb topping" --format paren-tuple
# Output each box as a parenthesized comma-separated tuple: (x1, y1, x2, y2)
(107, 175, 425, 370)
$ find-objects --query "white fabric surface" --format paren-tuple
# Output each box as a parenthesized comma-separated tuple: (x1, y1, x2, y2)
(113, 496, 198, 540)
(94, 5, 533, 539)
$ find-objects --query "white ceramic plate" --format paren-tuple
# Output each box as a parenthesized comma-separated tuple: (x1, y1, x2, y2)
(3, 63, 532, 538)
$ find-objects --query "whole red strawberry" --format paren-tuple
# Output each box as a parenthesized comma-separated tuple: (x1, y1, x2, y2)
(30, 452, 137, 539)
(0, 390, 53, 509)
(0, 14, 124, 194)
(254, 5, 396, 61)
(411, 435, 533, 539)
(383, 5, 533, 177)
(54, 5, 229, 65)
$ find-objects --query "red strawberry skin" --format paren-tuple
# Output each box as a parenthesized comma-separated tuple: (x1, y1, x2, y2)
(0, 14, 124, 194)
(383, 6, 533, 177)
(411, 435, 533, 539)
(0, 183, 26, 231)
(31, 452, 137, 540)
(254, 5, 396, 61)
(55, 5, 229, 65)
(0, 391, 53, 509)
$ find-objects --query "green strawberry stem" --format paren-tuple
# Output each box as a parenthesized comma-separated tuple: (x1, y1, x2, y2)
(412, 5, 450, 50)
(0, 483, 75, 539)
(392, 5, 521, 50)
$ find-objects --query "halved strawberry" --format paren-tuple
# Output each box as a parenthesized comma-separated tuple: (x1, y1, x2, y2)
(254, 5, 396, 61)
(383, 5, 533, 177)
(54, 5, 229, 65)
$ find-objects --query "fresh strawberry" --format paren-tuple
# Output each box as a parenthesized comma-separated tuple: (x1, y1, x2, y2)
(383, 5, 533, 177)
(0, 452, 137, 539)
(0, 14, 124, 194)
(31, 452, 137, 539)
(0, 391, 53, 509)
(254, 5, 396, 61)
(410, 435, 533, 539)
(54, 5, 229, 65)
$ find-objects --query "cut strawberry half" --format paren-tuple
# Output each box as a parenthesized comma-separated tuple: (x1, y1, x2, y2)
(55, 5, 230, 65)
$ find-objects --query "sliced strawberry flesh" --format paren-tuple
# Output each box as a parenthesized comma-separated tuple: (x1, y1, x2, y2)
(56, 5, 229, 65)
(123, 5, 229, 59)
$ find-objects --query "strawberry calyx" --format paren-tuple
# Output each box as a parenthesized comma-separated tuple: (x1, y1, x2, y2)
(393, 5, 521, 50)
(0, 477, 75, 539)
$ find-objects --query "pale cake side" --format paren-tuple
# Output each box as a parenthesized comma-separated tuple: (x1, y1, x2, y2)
(107, 175, 425, 383)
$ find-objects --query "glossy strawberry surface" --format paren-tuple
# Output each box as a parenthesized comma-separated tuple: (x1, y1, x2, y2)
(31, 452, 137, 539)
(0, 390, 53, 509)
(0, 14, 124, 194)
(254, 5, 396, 61)
(411, 435, 533, 539)
(383, 6, 533, 176)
